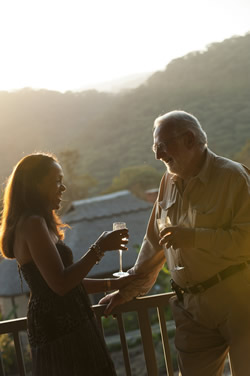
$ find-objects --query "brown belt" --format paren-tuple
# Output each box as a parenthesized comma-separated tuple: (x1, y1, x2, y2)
(171, 261, 250, 300)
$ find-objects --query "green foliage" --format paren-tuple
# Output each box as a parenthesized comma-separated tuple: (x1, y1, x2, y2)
(102, 311, 140, 337)
(0, 334, 32, 375)
(105, 165, 162, 197)
(0, 334, 17, 374)
(102, 315, 119, 336)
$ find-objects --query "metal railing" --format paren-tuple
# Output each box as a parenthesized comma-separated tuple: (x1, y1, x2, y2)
(0, 317, 27, 376)
(94, 292, 175, 376)
(0, 292, 175, 376)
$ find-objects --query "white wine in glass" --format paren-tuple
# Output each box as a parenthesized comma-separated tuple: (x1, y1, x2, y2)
(157, 216, 184, 271)
(113, 222, 129, 277)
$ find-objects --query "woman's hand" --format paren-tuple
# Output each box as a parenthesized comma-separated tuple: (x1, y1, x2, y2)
(95, 229, 129, 252)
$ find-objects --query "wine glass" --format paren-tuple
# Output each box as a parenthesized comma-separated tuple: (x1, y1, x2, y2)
(113, 222, 129, 277)
(157, 216, 184, 271)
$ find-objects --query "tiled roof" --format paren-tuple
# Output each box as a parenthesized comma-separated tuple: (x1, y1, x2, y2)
(63, 191, 153, 278)
(64, 190, 152, 222)
(0, 191, 153, 297)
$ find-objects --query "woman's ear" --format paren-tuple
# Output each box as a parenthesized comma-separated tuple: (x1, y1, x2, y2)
(36, 177, 47, 197)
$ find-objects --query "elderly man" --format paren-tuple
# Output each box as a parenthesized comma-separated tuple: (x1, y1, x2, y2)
(100, 110, 250, 375)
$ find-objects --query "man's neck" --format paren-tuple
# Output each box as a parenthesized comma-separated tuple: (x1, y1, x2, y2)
(182, 147, 207, 183)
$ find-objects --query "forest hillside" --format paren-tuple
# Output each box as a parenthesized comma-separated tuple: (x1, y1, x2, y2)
(0, 32, 249, 195)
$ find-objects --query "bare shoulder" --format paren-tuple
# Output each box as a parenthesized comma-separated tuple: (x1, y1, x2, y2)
(19, 215, 49, 239)
(14, 216, 48, 264)
(22, 215, 46, 230)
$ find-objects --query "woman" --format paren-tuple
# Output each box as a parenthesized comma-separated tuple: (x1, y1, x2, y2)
(0, 152, 132, 376)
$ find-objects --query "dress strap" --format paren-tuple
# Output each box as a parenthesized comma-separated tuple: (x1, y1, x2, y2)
(17, 263, 24, 293)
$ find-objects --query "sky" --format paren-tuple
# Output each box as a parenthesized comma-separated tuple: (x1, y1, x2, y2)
(0, 0, 249, 92)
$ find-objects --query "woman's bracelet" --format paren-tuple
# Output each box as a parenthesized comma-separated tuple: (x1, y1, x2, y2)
(90, 242, 104, 264)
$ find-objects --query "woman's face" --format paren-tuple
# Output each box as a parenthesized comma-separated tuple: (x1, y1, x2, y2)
(38, 162, 66, 210)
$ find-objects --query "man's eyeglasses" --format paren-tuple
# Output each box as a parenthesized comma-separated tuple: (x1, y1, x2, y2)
(152, 133, 186, 154)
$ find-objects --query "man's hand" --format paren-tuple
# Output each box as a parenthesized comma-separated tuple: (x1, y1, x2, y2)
(99, 291, 126, 316)
(159, 226, 195, 249)
(111, 273, 136, 290)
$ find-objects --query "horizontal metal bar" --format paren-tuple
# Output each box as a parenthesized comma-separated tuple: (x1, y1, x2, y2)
(0, 318, 27, 335)
(93, 292, 175, 316)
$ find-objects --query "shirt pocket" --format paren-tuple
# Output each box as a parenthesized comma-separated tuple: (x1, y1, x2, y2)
(194, 206, 232, 229)
(158, 198, 176, 225)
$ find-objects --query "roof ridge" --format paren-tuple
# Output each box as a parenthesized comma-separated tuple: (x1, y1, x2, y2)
(66, 206, 151, 225)
(72, 190, 130, 207)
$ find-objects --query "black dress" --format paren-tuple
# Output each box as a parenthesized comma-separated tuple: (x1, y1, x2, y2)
(20, 241, 117, 376)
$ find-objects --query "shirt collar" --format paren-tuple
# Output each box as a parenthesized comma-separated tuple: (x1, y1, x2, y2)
(195, 148, 215, 184)
(169, 148, 216, 185)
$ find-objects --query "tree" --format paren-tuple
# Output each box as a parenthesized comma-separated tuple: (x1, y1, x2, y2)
(105, 165, 162, 198)
(58, 149, 97, 203)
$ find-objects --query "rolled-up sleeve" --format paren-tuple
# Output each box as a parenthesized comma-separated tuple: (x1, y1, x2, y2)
(119, 200, 166, 301)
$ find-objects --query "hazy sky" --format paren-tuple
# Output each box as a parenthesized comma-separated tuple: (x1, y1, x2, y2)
(0, 0, 249, 92)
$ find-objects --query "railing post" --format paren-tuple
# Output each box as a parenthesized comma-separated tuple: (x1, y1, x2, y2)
(157, 306, 174, 376)
(0, 352, 5, 376)
(13, 332, 26, 376)
(228, 353, 236, 376)
(116, 314, 132, 376)
(137, 309, 158, 375)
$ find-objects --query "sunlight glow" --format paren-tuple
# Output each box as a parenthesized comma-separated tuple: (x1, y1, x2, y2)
(0, 0, 249, 92)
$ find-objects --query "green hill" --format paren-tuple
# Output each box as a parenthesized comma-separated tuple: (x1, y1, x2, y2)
(0, 32, 249, 195)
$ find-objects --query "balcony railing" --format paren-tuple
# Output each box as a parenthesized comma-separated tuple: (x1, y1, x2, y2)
(94, 291, 175, 375)
(0, 291, 176, 376)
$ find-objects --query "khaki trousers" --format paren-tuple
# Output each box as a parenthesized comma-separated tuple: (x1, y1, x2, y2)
(169, 267, 250, 376)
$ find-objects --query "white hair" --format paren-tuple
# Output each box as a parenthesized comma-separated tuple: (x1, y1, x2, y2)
(154, 110, 207, 147)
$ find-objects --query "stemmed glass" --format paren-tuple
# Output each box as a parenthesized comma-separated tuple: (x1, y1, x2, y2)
(157, 216, 184, 271)
(113, 222, 129, 277)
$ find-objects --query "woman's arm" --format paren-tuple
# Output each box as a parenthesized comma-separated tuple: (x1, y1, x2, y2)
(22, 215, 128, 296)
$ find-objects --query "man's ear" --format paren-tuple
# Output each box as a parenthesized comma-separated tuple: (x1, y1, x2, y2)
(184, 130, 195, 149)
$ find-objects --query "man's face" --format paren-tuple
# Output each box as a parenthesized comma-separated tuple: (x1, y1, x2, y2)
(153, 123, 188, 177)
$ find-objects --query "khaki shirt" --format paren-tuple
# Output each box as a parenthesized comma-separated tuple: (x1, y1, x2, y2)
(120, 149, 250, 300)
